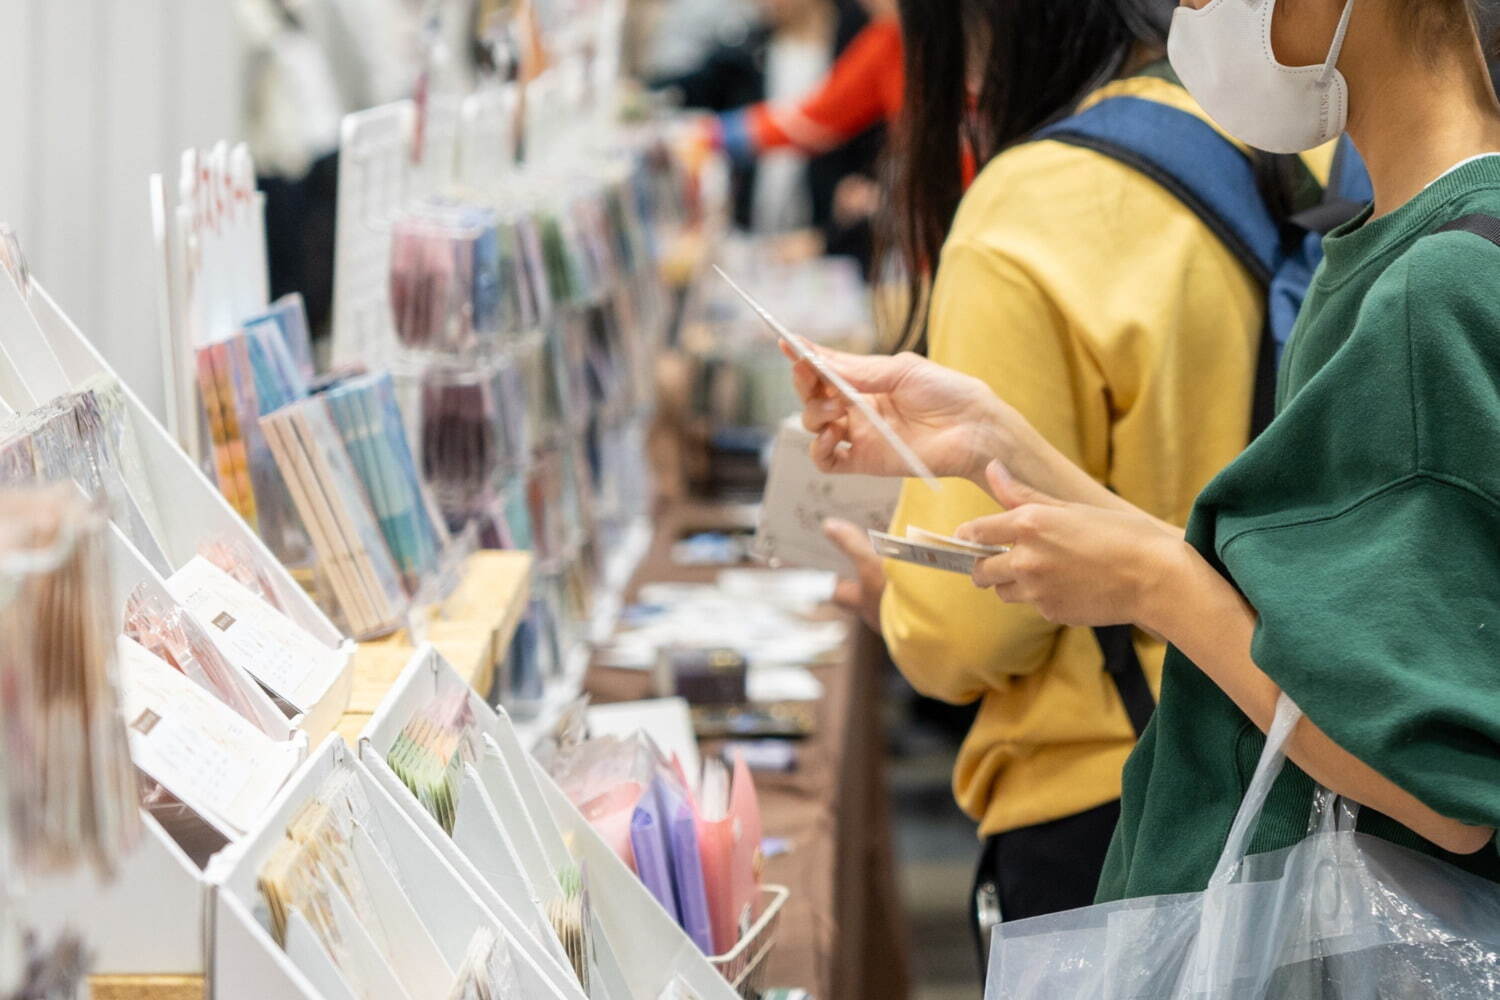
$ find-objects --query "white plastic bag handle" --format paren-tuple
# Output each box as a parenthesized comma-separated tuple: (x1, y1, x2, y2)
(1209, 694, 1304, 889)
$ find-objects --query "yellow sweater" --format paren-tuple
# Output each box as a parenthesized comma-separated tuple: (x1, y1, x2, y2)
(882, 76, 1332, 837)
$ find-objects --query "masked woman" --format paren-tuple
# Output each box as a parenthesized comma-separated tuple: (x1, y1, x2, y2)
(815, 0, 1332, 970)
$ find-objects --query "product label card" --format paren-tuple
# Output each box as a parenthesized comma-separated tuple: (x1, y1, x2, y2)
(117, 636, 300, 837)
(168, 555, 341, 711)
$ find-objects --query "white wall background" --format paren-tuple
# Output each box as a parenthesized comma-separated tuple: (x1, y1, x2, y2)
(0, 0, 246, 419)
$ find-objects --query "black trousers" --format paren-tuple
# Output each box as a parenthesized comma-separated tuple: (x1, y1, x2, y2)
(970, 799, 1122, 985)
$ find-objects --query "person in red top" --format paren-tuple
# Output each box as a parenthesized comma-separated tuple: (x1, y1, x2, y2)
(712, 8, 902, 161)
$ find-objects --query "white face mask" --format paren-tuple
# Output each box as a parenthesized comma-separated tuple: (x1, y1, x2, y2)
(1168, 0, 1356, 154)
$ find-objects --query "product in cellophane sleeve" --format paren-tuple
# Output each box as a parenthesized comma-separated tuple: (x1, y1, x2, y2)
(389, 202, 503, 356)
(197, 534, 285, 612)
(414, 358, 530, 533)
(0, 489, 141, 878)
(166, 554, 345, 714)
(0, 384, 173, 576)
(447, 926, 524, 1000)
(511, 208, 554, 328)
(323, 373, 449, 594)
(525, 448, 565, 566)
(260, 399, 407, 639)
(122, 584, 290, 738)
(115, 635, 301, 843)
(242, 292, 316, 383)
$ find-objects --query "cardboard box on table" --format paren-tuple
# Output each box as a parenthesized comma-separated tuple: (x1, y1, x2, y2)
(358, 645, 740, 1000)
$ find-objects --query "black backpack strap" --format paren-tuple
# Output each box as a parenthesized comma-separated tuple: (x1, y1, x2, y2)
(1094, 624, 1155, 738)
(1435, 214, 1500, 247)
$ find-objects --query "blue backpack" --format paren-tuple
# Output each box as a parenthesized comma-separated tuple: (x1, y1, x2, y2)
(1032, 94, 1373, 738)
(1036, 95, 1373, 441)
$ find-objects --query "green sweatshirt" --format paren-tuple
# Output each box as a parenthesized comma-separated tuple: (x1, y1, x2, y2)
(1098, 155, 1500, 902)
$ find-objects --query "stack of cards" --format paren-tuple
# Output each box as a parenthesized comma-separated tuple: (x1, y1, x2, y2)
(869, 525, 1010, 575)
(446, 927, 523, 1000)
(258, 763, 454, 1000)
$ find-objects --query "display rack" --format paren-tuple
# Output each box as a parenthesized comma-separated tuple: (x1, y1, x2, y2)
(358, 646, 740, 1000)
(0, 265, 355, 743)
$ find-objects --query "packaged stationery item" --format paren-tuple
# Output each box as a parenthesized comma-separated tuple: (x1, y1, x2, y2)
(0, 382, 171, 575)
(447, 926, 524, 1000)
(166, 555, 345, 713)
(549, 731, 733, 956)
(198, 535, 285, 611)
(323, 373, 449, 593)
(122, 584, 290, 738)
(417, 361, 524, 519)
(261, 398, 408, 639)
(390, 202, 504, 355)
(115, 635, 301, 840)
(0, 490, 140, 877)
(194, 331, 312, 565)
(695, 755, 763, 955)
(547, 864, 594, 991)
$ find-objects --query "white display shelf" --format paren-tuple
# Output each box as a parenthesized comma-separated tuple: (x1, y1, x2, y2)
(357, 646, 737, 1000)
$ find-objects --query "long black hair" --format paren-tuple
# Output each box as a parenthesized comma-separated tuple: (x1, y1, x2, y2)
(884, 0, 1172, 348)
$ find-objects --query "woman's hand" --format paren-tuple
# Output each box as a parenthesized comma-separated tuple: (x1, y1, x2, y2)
(786, 342, 1139, 510)
(787, 343, 1011, 485)
(821, 518, 886, 631)
(956, 462, 1191, 628)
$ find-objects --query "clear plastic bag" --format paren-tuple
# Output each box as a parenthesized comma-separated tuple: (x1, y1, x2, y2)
(986, 695, 1500, 998)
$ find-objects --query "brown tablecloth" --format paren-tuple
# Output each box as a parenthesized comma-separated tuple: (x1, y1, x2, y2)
(586, 503, 910, 1000)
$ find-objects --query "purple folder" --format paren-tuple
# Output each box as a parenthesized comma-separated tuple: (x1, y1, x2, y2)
(630, 776, 680, 924)
(657, 776, 715, 953)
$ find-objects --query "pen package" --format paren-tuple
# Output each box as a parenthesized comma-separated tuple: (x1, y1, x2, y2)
(122, 583, 290, 739)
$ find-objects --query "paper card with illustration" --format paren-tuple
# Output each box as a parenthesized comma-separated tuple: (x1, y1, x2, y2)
(753, 417, 903, 576)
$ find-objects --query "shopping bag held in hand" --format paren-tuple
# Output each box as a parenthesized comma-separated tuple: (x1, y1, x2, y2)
(986, 694, 1500, 998)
